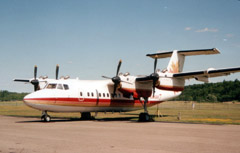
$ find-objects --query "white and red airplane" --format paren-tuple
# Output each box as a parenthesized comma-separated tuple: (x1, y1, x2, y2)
(14, 48, 240, 122)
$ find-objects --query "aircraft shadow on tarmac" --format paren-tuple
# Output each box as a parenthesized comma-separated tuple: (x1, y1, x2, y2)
(15, 114, 174, 123)
(16, 116, 139, 123)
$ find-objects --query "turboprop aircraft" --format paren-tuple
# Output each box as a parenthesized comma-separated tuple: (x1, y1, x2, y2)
(14, 48, 240, 122)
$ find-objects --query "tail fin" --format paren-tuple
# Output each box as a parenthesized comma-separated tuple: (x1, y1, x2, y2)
(167, 50, 185, 73)
(146, 48, 220, 74)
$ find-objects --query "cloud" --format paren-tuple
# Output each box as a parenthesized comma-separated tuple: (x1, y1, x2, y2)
(226, 33, 234, 38)
(184, 27, 192, 31)
(195, 28, 218, 33)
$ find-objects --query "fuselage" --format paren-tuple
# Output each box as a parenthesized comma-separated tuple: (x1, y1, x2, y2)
(23, 74, 183, 113)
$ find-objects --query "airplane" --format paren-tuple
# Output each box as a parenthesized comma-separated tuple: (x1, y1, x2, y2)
(14, 48, 240, 122)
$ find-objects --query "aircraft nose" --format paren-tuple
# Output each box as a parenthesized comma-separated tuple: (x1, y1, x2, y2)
(23, 92, 37, 105)
(24, 92, 33, 100)
(23, 93, 32, 104)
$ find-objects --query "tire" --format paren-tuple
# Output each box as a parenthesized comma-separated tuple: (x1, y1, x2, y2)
(44, 115, 51, 122)
(139, 113, 150, 122)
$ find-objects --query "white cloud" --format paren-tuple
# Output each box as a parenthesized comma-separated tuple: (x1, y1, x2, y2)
(184, 27, 192, 31)
(195, 28, 218, 33)
(226, 33, 234, 38)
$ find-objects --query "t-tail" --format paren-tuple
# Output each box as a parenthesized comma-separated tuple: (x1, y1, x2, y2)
(147, 48, 220, 74)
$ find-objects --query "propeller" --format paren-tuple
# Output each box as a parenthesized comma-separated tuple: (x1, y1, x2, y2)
(150, 58, 159, 97)
(15, 64, 61, 91)
(30, 65, 40, 91)
(56, 64, 59, 80)
(102, 60, 122, 97)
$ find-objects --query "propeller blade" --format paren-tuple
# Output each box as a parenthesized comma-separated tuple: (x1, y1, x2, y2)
(152, 58, 159, 97)
(152, 80, 156, 97)
(14, 79, 30, 83)
(116, 60, 122, 76)
(56, 64, 59, 80)
(154, 58, 157, 73)
(34, 65, 37, 80)
(121, 80, 133, 85)
(113, 83, 117, 97)
(34, 83, 39, 91)
(102, 76, 112, 79)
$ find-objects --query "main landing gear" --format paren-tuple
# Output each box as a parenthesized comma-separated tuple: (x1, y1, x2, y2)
(138, 97, 153, 122)
(81, 112, 93, 120)
(41, 111, 51, 122)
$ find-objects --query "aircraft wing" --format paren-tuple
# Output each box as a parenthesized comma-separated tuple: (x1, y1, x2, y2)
(173, 67, 240, 82)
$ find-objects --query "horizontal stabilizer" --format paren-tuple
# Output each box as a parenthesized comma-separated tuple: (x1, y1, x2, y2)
(173, 67, 240, 82)
(147, 48, 220, 59)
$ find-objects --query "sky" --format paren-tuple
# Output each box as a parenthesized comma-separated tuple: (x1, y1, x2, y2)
(0, 0, 240, 93)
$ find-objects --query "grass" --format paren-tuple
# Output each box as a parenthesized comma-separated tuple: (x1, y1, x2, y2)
(1, 101, 240, 124)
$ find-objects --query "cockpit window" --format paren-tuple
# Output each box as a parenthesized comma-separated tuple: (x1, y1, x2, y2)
(63, 84, 69, 90)
(47, 83, 57, 89)
(57, 84, 63, 90)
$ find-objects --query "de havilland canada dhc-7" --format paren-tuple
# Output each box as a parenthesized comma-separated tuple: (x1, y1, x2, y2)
(14, 48, 240, 122)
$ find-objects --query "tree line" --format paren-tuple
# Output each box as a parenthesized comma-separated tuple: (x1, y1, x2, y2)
(1, 79, 240, 102)
(0, 90, 28, 101)
(175, 79, 240, 102)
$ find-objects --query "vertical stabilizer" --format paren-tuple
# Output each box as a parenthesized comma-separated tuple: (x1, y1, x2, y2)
(167, 50, 185, 73)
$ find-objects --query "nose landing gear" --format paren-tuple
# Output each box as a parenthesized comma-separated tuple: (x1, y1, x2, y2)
(41, 111, 51, 122)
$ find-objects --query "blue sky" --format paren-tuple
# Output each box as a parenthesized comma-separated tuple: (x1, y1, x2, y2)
(1, 0, 240, 92)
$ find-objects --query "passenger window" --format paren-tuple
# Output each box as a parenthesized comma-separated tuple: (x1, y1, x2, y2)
(63, 84, 69, 90)
(87, 92, 90, 97)
(103, 93, 105, 97)
(57, 84, 63, 90)
(80, 92, 83, 96)
(91, 92, 94, 97)
(99, 93, 101, 97)
(47, 84, 57, 89)
(107, 93, 109, 97)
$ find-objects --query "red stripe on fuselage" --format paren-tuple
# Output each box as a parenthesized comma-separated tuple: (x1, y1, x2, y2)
(24, 97, 162, 107)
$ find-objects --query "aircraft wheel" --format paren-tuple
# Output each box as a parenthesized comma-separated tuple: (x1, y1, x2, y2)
(41, 115, 51, 122)
(45, 115, 51, 122)
(139, 113, 152, 122)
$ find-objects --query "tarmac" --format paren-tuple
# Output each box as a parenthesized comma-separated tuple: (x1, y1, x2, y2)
(0, 115, 240, 153)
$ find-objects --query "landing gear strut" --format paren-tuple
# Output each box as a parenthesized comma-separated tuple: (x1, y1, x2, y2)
(139, 97, 153, 122)
(41, 111, 51, 122)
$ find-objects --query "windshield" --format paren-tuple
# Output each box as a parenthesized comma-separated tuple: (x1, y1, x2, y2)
(46, 83, 69, 90)
(46, 83, 57, 89)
